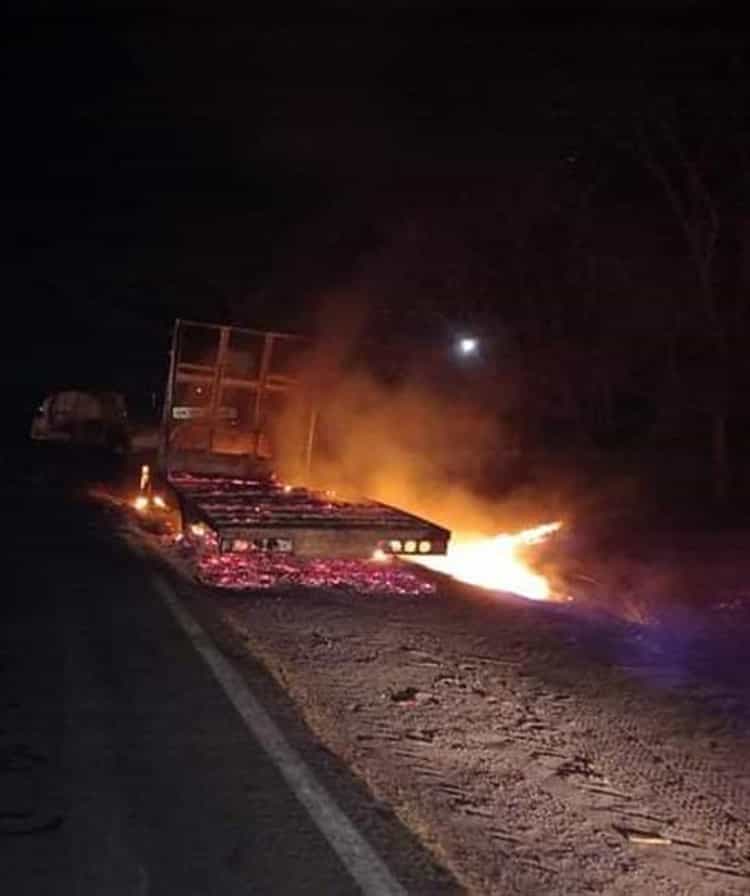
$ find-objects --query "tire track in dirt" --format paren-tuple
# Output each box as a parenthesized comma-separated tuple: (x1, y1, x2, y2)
(184, 577, 750, 895)
(456, 639, 750, 887)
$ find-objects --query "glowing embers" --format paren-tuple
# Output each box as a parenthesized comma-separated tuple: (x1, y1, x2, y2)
(412, 522, 562, 601)
(201, 555, 434, 595)
(173, 534, 434, 595)
(132, 493, 169, 513)
(131, 462, 172, 514)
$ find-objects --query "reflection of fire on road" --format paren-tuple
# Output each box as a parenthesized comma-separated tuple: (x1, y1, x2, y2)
(410, 522, 562, 600)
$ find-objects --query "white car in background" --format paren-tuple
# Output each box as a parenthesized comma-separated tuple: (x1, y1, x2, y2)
(31, 390, 131, 455)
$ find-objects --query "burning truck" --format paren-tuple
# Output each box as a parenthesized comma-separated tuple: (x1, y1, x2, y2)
(149, 319, 451, 569)
(135, 319, 562, 599)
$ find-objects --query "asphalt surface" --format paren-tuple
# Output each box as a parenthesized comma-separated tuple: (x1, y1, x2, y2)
(2, 460, 451, 895)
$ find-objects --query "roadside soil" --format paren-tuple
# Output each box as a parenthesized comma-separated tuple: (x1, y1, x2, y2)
(123, 504, 750, 896)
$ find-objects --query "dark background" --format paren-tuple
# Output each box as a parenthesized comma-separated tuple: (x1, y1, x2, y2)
(6, 4, 749, 508)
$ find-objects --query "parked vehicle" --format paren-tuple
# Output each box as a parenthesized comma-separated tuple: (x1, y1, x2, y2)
(31, 390, 131, 455)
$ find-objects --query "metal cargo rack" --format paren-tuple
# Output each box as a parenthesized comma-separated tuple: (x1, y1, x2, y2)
(159, 319, 313, 479)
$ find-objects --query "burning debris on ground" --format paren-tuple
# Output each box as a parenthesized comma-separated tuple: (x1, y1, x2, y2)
(169, 527, 436, 595)
(124, 475, 564, 600)
(122, 465, 564, 602)
(199, 553, 437, 595)
(160, 481, 565, 600)
(163, 518, 566, 600)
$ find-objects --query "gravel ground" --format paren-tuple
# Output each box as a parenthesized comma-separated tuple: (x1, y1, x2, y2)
(139, 522, 750, 896)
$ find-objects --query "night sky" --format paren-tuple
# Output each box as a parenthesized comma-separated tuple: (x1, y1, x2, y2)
(7, 5, 746, 428)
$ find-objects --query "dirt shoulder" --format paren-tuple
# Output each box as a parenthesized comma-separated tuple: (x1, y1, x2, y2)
(130, 516, 750, 896)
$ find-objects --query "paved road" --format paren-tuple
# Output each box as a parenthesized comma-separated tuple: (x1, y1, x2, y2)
(2, 471, 449, 895)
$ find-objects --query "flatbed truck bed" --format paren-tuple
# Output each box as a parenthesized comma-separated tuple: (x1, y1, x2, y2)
(171, 472, 450, 558)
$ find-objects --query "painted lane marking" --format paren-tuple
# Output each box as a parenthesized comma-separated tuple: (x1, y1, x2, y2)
(150, 573, 408, 896)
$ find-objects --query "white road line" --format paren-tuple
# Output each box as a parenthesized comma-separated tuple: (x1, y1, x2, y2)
(150, 573, 409, 896)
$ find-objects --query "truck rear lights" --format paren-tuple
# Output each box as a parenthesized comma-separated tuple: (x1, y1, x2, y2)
(384, 539, 434, 555)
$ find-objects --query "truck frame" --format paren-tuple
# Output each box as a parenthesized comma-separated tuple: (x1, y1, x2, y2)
(159, 319, 450, 559)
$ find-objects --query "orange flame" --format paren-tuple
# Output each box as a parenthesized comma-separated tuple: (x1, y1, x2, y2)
(412, 521, 562, 600)
(133, 494, 149, 512)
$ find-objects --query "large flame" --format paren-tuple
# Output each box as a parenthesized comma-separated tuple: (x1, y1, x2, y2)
(412, 522, 562, 600)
